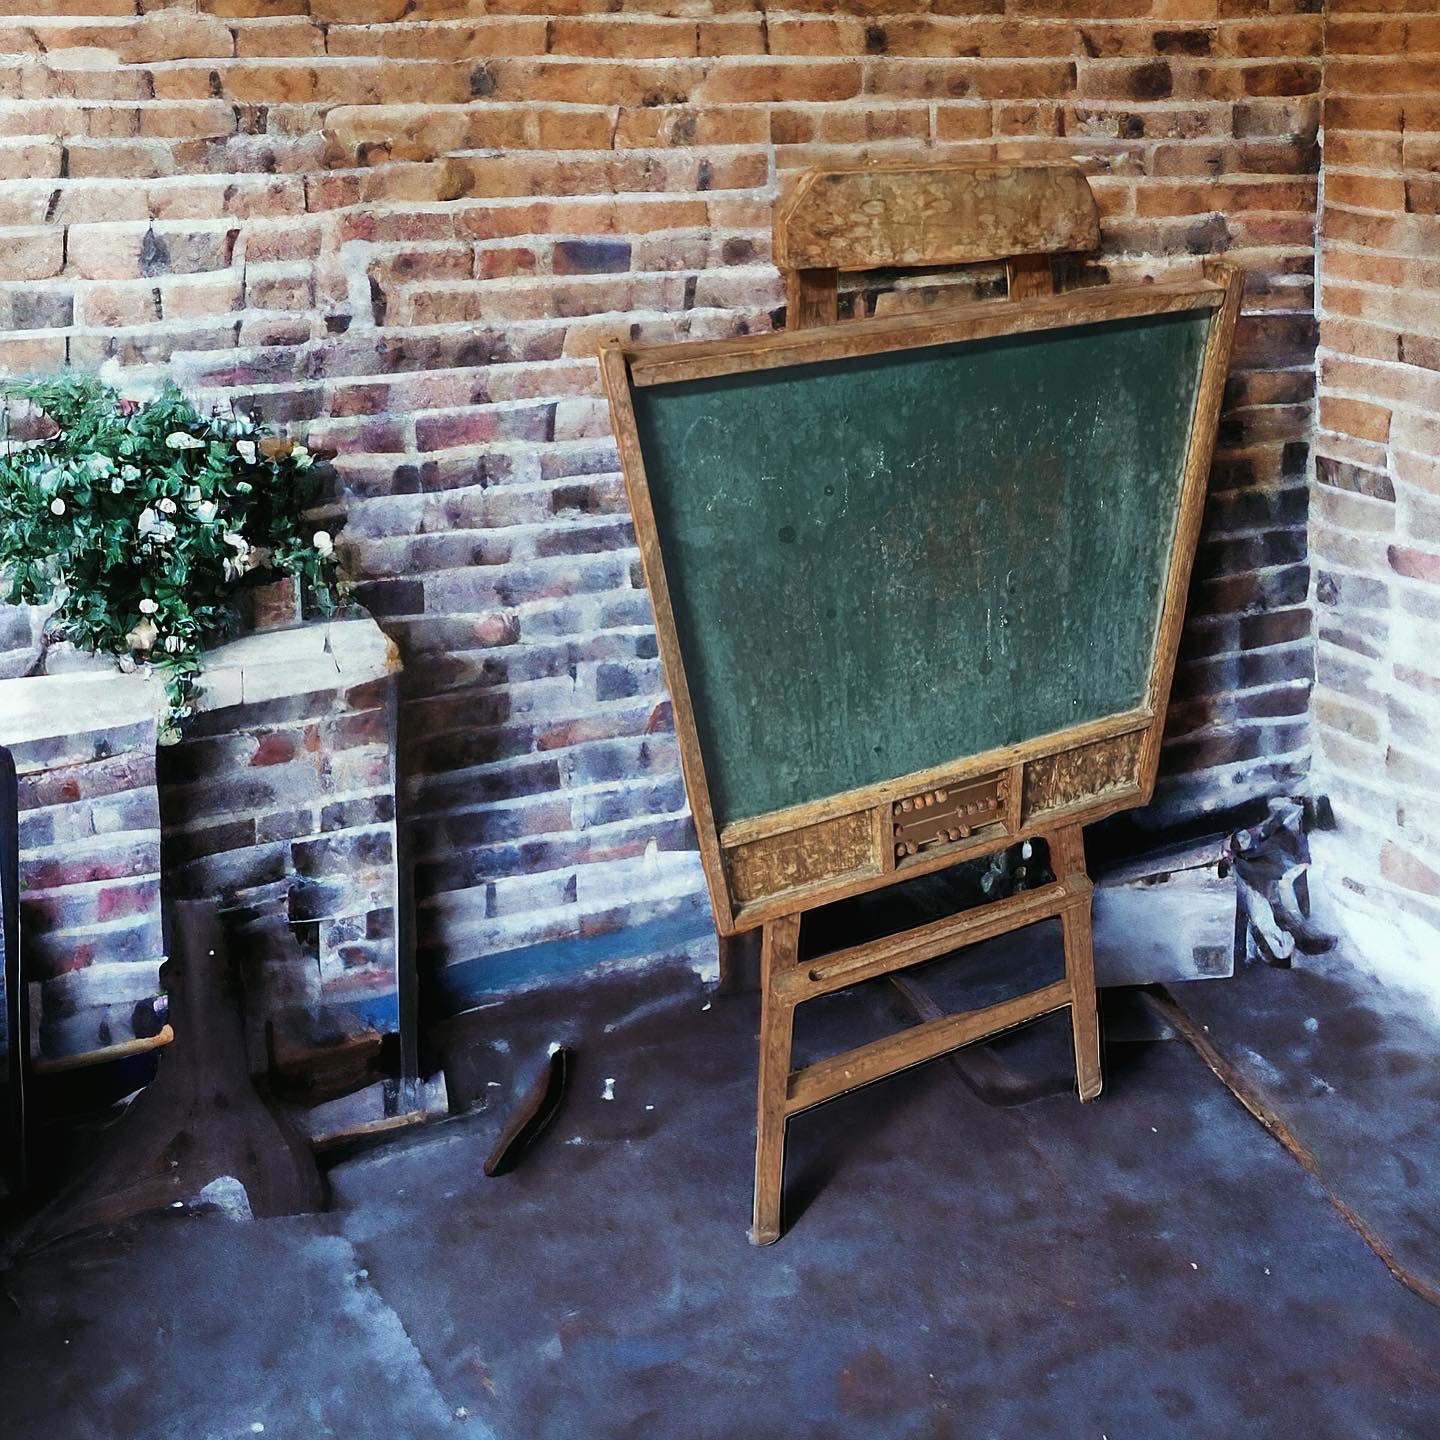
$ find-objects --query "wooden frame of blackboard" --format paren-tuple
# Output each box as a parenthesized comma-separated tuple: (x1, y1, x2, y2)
(601, 262, 1245, 940)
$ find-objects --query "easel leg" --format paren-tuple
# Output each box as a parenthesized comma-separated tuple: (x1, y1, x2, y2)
(716, 930, 740, 995)
(751, 913, 799, 1245)
(1063, 898, 1103, 1102)
(1052, 826, 1102, 1103)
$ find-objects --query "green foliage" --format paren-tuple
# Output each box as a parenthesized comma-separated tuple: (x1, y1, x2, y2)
(0, 372, 343, 740)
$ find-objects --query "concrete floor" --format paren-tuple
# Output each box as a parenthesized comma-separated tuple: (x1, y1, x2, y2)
(1173, 945, 1440, 1302)
(4, 936, 1440, 1440)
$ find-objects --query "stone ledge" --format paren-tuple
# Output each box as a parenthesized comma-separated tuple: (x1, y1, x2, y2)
(193, 617, 400, 714)
(4, 615, 399, 746)
(4, 667, 159, 748)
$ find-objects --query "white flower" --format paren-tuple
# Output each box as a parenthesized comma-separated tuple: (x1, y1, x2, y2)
(126, 617, 158, 652)
(223, 531, 247, 555)
(290, 445, 314, 470)
(165, 432, 205, 451)
(156, 497, 177, 514)
(121, 465, 141, 482)
(138, 597, 159, 615)
(110, 476, 125, 494)
(312, 529, 334, 557)
(235, 440, 257, 464)
(49, 497, 66, 516)
(191, 500, 218, 525)
(137, 507, 175, 545)
(84, 453, 115, 477)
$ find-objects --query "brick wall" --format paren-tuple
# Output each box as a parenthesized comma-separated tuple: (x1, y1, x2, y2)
(9, 681, 164, 1062)
(0, 1, 1319, 1004)
(1312, 2, 1440, 935)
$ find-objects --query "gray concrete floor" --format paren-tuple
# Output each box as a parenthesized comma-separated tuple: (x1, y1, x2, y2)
(4, 936, 1440, 1440)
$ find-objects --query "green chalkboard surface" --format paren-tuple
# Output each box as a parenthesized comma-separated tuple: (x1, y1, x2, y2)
(631, 309, 1210, 829)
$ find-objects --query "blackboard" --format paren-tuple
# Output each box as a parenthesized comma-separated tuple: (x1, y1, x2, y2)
(629, 308, 1211, 829)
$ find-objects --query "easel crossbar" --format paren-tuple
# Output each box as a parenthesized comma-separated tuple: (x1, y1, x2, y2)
(779, 878, 1087, 1002)
(785, 977, 1073, 1114)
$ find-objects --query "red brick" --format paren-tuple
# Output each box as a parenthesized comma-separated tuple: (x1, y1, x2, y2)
(1318, 396, 1392, 445)
(0, 227, 64, 282)
(549, 18, 698, 58)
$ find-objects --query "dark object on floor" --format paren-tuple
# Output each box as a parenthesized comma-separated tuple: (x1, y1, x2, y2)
(1231, 797, 1337, 966)
(889, 970, 1071, 1108)
(484, 1045, 573, 1177)
(1, 744, 27, 1203)
(7, 899, 324, 1254)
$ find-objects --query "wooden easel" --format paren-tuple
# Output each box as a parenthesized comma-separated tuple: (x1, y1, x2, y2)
(746, 164, 1111, 1244)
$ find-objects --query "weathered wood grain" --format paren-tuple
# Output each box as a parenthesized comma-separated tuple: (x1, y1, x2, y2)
(751, 913, 799, 1246)
(774, 162, 1101, 274)
(1022, 730, 1146, 823)
(725, 811, 876, 905)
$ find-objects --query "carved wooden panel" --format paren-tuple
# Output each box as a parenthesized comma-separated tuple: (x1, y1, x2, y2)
(1022, 730, 1144, 821)
(724, 810, 876, 905)
(774, 163, 1101, 274)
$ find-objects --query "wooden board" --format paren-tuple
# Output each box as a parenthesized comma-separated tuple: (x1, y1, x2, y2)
(604, 268, 1242, 932)
(774, 163, 1101, 273)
